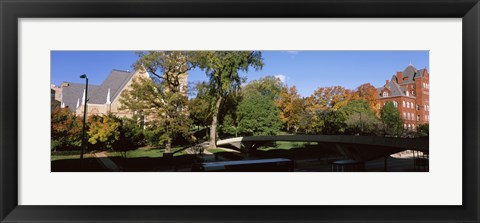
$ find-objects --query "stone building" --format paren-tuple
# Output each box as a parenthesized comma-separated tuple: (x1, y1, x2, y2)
(51, 67, 188, 118)
(377, 64, 430, 130)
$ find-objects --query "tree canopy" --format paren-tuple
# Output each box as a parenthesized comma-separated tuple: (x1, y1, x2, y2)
(275, 85, 305, 133)
(121, 51, 194, 153)
(237, 93, 282, 136)
(380, 101, 403, 136)
(342, 99, 381, 135)
(196, 51, 264, 148)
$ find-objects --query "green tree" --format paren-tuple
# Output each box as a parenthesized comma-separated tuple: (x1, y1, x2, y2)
(116, 117, 146, 151)
(237, 93, 282, 136)
(51, 107, 83, 151)
(242, 75, 283, 100)
(416, 123, 429, 137)
(342, 99, 381, 135)
(317, 109, 348, 135)
(197, 51, 264, 148)
(380, 102, 403, 136)
(220, 113, 239, 138)
(121, 51, 195, 153)
(189, 82, 213, 137)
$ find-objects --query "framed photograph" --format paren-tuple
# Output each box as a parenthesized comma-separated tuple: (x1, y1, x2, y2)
(1, 0, 479, 222)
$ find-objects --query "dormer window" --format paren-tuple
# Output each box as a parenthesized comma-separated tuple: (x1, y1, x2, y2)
(406, 91, 409, 96)
(383, 91, 388, 97)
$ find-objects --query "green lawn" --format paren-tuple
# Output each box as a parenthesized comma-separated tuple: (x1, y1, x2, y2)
(52, 146, 190, 161)
(207, 148, 228, 154)
(257, 141, 318, 151)
(107, 146, 189, 158)
(51, 150, 94, 161)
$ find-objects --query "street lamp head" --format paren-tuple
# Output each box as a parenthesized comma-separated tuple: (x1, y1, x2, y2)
(80, 74, 88, 79)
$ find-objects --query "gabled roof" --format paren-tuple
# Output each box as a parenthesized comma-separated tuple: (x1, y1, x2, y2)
(377, 65, 428, 99)
(378, 80, 409, 98)
(88, 69, 135, 104)
(60, 69, 136, 111)
(403, 65, 416, 79)
(61, 82, 100, 112)
(386, 80, 406, 97)
(400, 65, 428, 85)
(416, 68, 427, 78)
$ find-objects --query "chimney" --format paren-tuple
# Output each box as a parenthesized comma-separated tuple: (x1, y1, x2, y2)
(396, 72, 403, 84)
(385, 80, 389, 85)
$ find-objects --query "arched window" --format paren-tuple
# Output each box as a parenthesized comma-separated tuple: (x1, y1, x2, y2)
(404, 124, 407, 129)
(403, 112, 406, 119)
(407, 113, 410, 120)
(408, 124, 411, 129)
(402, 101, 405, 107)
(412, 124, 415, 129)
(417, 115, 420, 121)
(410, 102, 414, 108)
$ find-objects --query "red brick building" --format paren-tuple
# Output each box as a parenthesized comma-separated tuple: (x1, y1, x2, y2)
(377, 65, 430, 130)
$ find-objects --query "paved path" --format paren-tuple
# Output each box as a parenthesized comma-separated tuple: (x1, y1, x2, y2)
(93, 151, 122, 172)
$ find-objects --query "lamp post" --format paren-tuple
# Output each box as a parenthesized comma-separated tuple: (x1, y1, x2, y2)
(80, 74, 88, 168)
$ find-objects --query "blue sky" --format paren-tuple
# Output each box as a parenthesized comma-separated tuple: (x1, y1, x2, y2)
(51, 51, 429, 97)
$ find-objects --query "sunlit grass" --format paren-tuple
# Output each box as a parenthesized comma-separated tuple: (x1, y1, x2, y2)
(107, 146, 188, 158)
(257, 141, 319, 151)
(207, 148, 227, 154)
(51, 150, 93, 161)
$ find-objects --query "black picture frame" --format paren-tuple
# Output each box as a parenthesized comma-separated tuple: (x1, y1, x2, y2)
(1, 0, 479, 222)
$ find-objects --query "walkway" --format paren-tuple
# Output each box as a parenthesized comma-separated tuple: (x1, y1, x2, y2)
(93, 151, 122, 172)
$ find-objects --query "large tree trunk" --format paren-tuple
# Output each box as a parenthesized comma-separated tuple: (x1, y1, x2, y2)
(209, 96, 223, 148)
(165, 139, 171, 153)
(165, 120, 172, 154)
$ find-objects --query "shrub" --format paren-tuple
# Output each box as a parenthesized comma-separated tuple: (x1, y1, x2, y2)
(51, 107, 83, 151)
(87, 114, 121, 150)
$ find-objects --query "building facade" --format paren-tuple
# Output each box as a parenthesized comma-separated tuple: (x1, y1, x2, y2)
(377, 65, 430, 130)
(51, 67, 188, 118)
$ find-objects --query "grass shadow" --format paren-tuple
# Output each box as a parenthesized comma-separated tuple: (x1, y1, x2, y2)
(109, 154, 199, 172)
(51, 158, 108, 172)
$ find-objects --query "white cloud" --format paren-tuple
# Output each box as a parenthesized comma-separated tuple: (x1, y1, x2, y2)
(275, 74, 287, 83)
